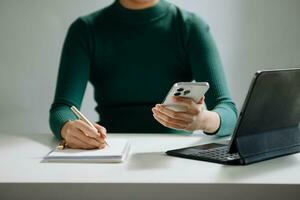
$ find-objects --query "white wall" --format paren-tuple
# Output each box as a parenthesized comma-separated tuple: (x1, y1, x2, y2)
(1, 0, 300, 134)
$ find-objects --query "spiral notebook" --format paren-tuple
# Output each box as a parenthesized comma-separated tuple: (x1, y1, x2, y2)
(44, 139, 130, 163)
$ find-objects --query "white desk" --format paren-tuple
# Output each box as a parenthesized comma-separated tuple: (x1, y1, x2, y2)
(0, 132, 300, 200)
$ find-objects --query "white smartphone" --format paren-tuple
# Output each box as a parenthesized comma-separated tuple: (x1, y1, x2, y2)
(162, 82, 210, 111)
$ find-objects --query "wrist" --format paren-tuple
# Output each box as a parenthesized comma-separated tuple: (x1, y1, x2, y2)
(198, 110, 209, 131)
(61, 120, 71, 139)
(199, 110, 221, 134)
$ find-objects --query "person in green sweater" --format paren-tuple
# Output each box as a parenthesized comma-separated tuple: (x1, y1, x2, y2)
(49, 0, 238, 149)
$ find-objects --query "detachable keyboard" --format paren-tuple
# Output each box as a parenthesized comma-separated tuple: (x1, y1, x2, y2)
(166, 143, 241, 165)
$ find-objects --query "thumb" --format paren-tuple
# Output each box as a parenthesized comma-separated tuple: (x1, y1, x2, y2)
(198, 96, 205, 104)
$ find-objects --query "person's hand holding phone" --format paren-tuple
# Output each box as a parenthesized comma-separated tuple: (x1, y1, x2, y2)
(152, 96, 208, 131)
(61, 120, 107, 149)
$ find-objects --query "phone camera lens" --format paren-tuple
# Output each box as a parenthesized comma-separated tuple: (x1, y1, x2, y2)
(174, 92, 181, 96)
(183, 90, 191, 95)
(177, 88, 184, 92)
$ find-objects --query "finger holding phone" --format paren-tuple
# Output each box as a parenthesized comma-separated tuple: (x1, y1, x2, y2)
(152, 82, 220, 133)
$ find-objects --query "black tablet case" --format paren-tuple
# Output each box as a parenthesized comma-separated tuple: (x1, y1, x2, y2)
(230, 69, 300, 164)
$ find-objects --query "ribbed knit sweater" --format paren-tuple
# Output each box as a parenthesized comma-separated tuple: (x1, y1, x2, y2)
(49, 0, 238, 139)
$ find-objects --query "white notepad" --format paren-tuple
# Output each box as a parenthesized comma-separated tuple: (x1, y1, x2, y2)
(44, 139, 130, 163)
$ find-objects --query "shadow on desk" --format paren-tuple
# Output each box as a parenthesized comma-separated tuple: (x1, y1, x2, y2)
(126, 134, 212, 170)
(216, 155, 300, 181)
(127, 152, 172, 170)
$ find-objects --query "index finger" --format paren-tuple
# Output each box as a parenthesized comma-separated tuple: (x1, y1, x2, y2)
(172, 96, 196, 108)
(74, 120, 100, 138)
(154, 105, 193, 122)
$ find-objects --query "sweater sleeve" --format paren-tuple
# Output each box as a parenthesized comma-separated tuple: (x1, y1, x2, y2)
(186, 15, 238, 137)
(49, 18, 92, 140)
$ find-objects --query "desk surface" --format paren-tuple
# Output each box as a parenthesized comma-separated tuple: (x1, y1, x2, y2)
(1, 132, 300, 200)
(1, 132, 300, 184)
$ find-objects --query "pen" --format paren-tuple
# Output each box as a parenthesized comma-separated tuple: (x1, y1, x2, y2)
(70, 106, 110, 147)
(57, 140, 67, 150)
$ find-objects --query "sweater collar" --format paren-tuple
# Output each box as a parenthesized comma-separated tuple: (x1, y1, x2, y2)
(111, 0, 171, 24)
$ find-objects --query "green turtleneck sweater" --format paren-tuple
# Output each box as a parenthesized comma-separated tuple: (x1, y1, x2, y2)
(49, 0, 238, 140)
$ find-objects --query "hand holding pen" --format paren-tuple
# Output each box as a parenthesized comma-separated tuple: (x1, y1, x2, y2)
(59, 106, 109, 150)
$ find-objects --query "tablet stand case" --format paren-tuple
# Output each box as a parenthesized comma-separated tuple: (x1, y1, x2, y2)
(234, 126, 300, 165)
(230, 69, 300, 165)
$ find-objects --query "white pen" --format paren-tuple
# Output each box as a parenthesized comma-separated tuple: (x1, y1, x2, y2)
(70, 106, 110, 147)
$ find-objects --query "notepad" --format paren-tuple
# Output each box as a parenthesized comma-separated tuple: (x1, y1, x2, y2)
(44, 139, 130, 163)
